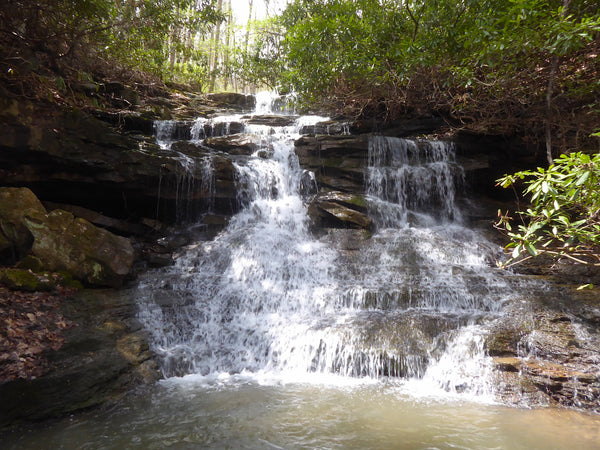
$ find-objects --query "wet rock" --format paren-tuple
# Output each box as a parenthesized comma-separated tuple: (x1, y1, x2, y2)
(0, 187, 47, 256)
(487, 292, 600, 411)
(299, 170, 318, 200)
(0, 100, 244, 224)
(204, 133, 263, 155)
(308, 191, 372, 230)
(170, 140, 210, 157)
(0, 289, 159, 427)
(22, 209, 135, 288)
(493, 356, 522, 372)
(295, 134, 370, 158)
(191, 120, 245, 139)
(117, 332, 153, 365)
(203, 92, 255, 110)
(145, 252, 174, 268)
(155, 120, 194, 141)
(245, 114, 298, 127)
(295, 135, 369, 193)
(298, 120, 350, 135)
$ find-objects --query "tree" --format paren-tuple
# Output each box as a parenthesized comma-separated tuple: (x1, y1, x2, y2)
(0, 0, 225, 90)
(245, 0, 600, 149)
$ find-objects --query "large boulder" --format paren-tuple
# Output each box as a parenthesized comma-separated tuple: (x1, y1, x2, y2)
(22, 209, 135, 287)
(0, 187, 47, 256)
(0, 230, 10, 256)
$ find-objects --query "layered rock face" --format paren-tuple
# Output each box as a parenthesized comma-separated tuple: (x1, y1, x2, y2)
(0, 98, 236, 229)
(1, 89, 599, 426)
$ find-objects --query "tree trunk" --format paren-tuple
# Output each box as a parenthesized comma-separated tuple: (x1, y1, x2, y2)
(545, 0, 571, 165)
(242, 0, 254, 92)
(223, 0, 231, 91)
(209, 0, 224, 92)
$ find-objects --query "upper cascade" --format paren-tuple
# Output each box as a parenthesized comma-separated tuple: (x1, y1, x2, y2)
(154, 91, 326, 150)
(367, 135, 464, 228)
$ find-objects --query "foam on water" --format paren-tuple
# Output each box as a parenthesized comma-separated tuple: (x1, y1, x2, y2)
(140, 92, 520, 401)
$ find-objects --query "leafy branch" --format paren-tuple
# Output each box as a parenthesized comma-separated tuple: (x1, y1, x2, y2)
(495, 151, 600, 276)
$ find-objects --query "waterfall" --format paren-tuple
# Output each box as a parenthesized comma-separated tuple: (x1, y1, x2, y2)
(367, 136, 464, 228)
(139, 94, 515, 399)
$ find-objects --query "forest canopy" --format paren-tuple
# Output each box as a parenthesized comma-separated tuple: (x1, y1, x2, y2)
(2, 0, 599, 152)
(257, 0, 600, 153)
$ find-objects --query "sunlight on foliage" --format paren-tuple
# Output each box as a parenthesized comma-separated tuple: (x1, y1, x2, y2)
(496, 152, 600, 268)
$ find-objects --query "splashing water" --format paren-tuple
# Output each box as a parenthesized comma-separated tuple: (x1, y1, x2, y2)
(141, 93, 521, 400)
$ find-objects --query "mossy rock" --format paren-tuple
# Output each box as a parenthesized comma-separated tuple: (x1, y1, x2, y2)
(22, 209, 135, 288)
(0, 187, 47, 253)
(0, 268, 55, 292)
(15, 255, 45, 272)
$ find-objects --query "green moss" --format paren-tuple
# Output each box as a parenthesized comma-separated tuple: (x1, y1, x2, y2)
(16, 255, 45, 272)
(347, 195, 368, 208)
(56, 271, 84, 290)
(0, 268, 48, 292)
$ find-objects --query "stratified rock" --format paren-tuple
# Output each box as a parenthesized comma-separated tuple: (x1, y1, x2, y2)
(203, 92, 256, 110)
(0, 99, 241, 225)
(0, 187, 47, 255)
(487, 294, 600, 410)
(298, 120, 350, 135)
(0, 289, 159, 427)
(89, 110, 155, 135)
(22, 209, 135, 287)
(245, 115, 298, 127)
(192, 120, 245, 139)
(170, 140, 210, 157)
(204, 133, 264, 155)
(295, 135, 369, 193)
(308, 191, 372, 230)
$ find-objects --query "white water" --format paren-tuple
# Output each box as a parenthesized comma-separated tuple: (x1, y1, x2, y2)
(139, 92, 521, 397)
(6, 92, 600, 448)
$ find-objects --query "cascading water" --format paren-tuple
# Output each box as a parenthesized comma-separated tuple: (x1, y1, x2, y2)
(8, 93, 600, 449)
(366, 136, 464, 227)
(139, 94, 518, 396)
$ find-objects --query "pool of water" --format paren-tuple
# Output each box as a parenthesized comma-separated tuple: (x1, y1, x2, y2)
(5, 376, 600, 449)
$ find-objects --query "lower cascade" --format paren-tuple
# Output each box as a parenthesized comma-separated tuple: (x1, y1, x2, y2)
(138, 101, 530, 398)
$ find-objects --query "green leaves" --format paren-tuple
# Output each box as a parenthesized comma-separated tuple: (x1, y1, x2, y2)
(496, 151, 600, 268)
